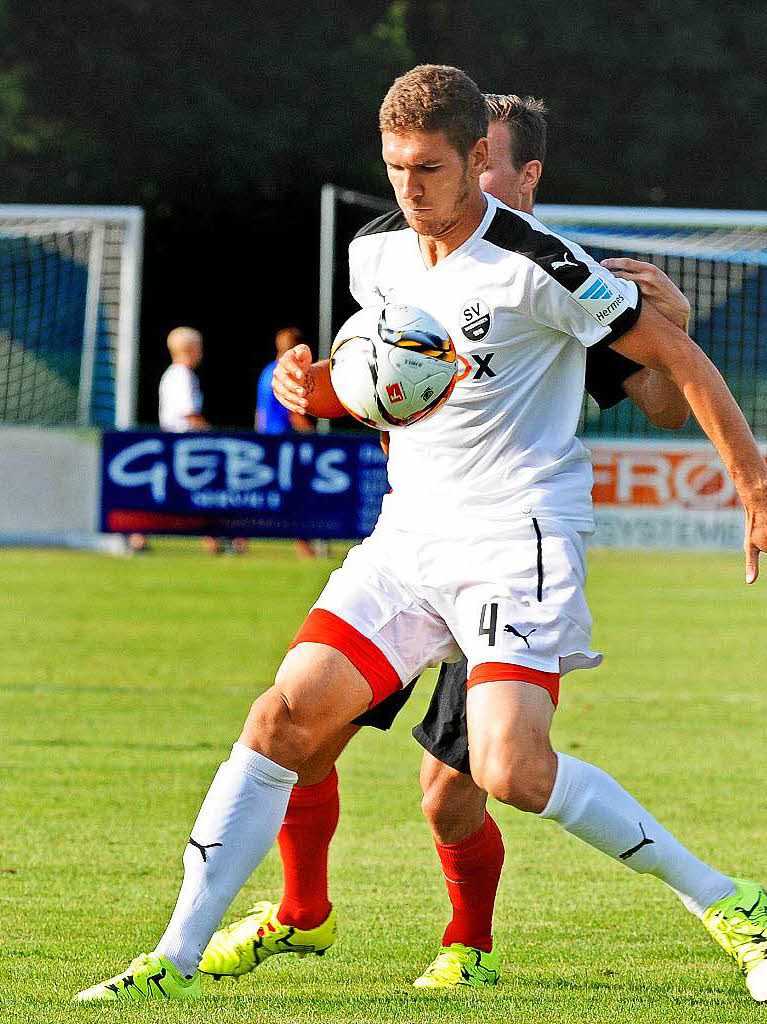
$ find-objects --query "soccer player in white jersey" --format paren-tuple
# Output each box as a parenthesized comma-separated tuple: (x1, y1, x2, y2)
(78, 66, 767, 1004)
(197, 94, 693, 989)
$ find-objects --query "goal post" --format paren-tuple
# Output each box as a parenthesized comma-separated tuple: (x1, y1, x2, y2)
(0, 205, 143, 553)
(318, 186, 767, 441)
(0, 204, 144, 429)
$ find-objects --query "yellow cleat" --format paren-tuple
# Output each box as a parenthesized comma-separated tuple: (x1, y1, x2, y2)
(703, 879, 767, 1002)
(413, 943, 500, 988)
(199, 900, 337, 977)
(75, 953, 201, 1002)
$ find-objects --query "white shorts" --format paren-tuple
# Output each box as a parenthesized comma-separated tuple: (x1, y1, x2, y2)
(290, 518, 601, 707)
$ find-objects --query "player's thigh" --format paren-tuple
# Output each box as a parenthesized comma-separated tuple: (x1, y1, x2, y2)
(466, 679, 556, 811)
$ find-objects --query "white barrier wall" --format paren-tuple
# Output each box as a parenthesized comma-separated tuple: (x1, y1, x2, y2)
(0, 426, 106, 547)
(0, 429, 759, 551)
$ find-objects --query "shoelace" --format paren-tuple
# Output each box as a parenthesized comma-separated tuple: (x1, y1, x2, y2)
(126, 953, 152, 973)
(423, 950, 462, 981)
(245, 901, 274, 921)
(218, 901, 275, 936)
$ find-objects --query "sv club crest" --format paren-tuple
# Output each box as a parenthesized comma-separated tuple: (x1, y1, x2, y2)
(461, 298, 491, 341)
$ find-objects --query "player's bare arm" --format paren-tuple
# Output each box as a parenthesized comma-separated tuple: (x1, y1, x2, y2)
(621, 369, 689, 429)
(603, 258, 690, 429)
(272, 346, 346, 418)
(611, 300, 767, 582)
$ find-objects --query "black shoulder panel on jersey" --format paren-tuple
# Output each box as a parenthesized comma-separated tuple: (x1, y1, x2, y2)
(353, 209, 408, 240)
(585, 344, 644, 410)
(482, 207, 592, 293)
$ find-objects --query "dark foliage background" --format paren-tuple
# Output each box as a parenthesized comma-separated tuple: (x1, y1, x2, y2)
(3, 1, 765, 424)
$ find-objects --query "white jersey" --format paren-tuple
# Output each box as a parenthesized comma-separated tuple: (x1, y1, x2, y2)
(348, 192, 641, 535)
(158, 363, 202, 432)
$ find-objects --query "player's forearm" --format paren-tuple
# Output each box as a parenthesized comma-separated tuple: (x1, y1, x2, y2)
(675, 353, 766, 499)
(302, 360, 347, 418)
(622, 367, 689, 430)
(613, 311, 767, 501)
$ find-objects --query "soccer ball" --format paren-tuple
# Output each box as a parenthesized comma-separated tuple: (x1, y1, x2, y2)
(330, 304, 458, 429)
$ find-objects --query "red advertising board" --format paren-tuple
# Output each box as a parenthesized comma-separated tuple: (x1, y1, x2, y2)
(586, 441, 765, 549)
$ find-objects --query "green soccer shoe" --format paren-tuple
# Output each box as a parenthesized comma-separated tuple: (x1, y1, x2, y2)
(413, 943, 501, 988)
(702, 878, 767, 1002)
(199, 900, 337, 977)
(75, 952, 201, 1002)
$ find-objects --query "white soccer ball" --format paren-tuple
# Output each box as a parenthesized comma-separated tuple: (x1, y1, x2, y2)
(330, 304, 458, 429)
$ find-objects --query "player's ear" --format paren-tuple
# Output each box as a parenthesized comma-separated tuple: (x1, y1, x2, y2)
(468, 137, 489, 179)
(521, 159, 543, 196)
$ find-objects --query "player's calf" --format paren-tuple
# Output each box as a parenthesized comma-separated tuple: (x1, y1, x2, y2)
(420, 754, 487, 843)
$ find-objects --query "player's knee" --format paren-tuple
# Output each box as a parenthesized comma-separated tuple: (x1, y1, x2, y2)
(242, 688, 314, 767)
(473, 745, 556, 813)
(421, 775, 462, 835)
(421, 767, 486, 842)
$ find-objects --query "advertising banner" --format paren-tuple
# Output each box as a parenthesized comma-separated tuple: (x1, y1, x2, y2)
(588, 439, 761, 549)
(101, 431, 388, 538)
(101, 433, 762, 548)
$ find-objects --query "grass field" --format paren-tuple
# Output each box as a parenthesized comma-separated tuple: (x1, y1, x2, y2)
(1, 540, 765, 1024)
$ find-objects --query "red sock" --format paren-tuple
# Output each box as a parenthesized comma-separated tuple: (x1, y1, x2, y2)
(435, 813, 505, 953)
(277, 767, 339, 929)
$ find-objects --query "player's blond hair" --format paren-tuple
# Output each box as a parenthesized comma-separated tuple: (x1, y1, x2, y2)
(379, 64, 488, 160)
(167, 326, 203, 357)
(484, 94, 548, 169)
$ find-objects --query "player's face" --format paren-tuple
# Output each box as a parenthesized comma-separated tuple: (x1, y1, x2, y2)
(382, 129, 486, 239)
(480, 120, 529, 212)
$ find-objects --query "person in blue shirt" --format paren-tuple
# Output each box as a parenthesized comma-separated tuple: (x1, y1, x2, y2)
(257, 327, 314, 434)
(256, 327, 317, 558)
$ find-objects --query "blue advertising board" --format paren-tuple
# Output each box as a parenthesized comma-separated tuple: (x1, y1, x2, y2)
(101, 431, 389, 538)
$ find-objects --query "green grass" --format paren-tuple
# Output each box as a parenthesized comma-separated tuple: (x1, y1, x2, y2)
(0, 541, 765, 1023)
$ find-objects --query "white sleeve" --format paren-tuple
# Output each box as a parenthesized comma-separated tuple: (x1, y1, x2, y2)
(484, 209, 642, 349)
(348, 237, 380, 309)
(527, 251, 641, 349)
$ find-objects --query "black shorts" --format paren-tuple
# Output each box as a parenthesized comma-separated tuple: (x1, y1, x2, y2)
(353, 658, 470, 776)
(352, 679, 417, 730)
(411, 657, 470, 775)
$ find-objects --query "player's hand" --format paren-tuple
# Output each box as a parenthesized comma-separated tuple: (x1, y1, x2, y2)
(742, 482, 767, 584)
(272, 343, 313, 413)
(601, 258, 691, 333)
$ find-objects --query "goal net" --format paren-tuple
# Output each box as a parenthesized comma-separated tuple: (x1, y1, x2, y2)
(0, 205, 143, 428)
(318, 186, 767, 441)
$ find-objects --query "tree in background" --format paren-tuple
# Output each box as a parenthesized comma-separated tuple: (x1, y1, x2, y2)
(3, 1, 767, 423)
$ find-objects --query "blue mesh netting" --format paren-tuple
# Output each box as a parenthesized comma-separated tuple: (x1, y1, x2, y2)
(560, 239, 767, 441)
(0, 231, 115, 426)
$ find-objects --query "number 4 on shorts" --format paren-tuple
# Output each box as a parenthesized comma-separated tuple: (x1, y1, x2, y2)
(478, 602, 498, 646)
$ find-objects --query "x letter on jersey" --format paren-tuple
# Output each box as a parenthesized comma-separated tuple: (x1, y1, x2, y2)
(473, 353, 496, 380)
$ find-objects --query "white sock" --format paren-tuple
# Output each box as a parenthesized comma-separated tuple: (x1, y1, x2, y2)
(540, 752, 733, 918)
(154, 742, 297, 977)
